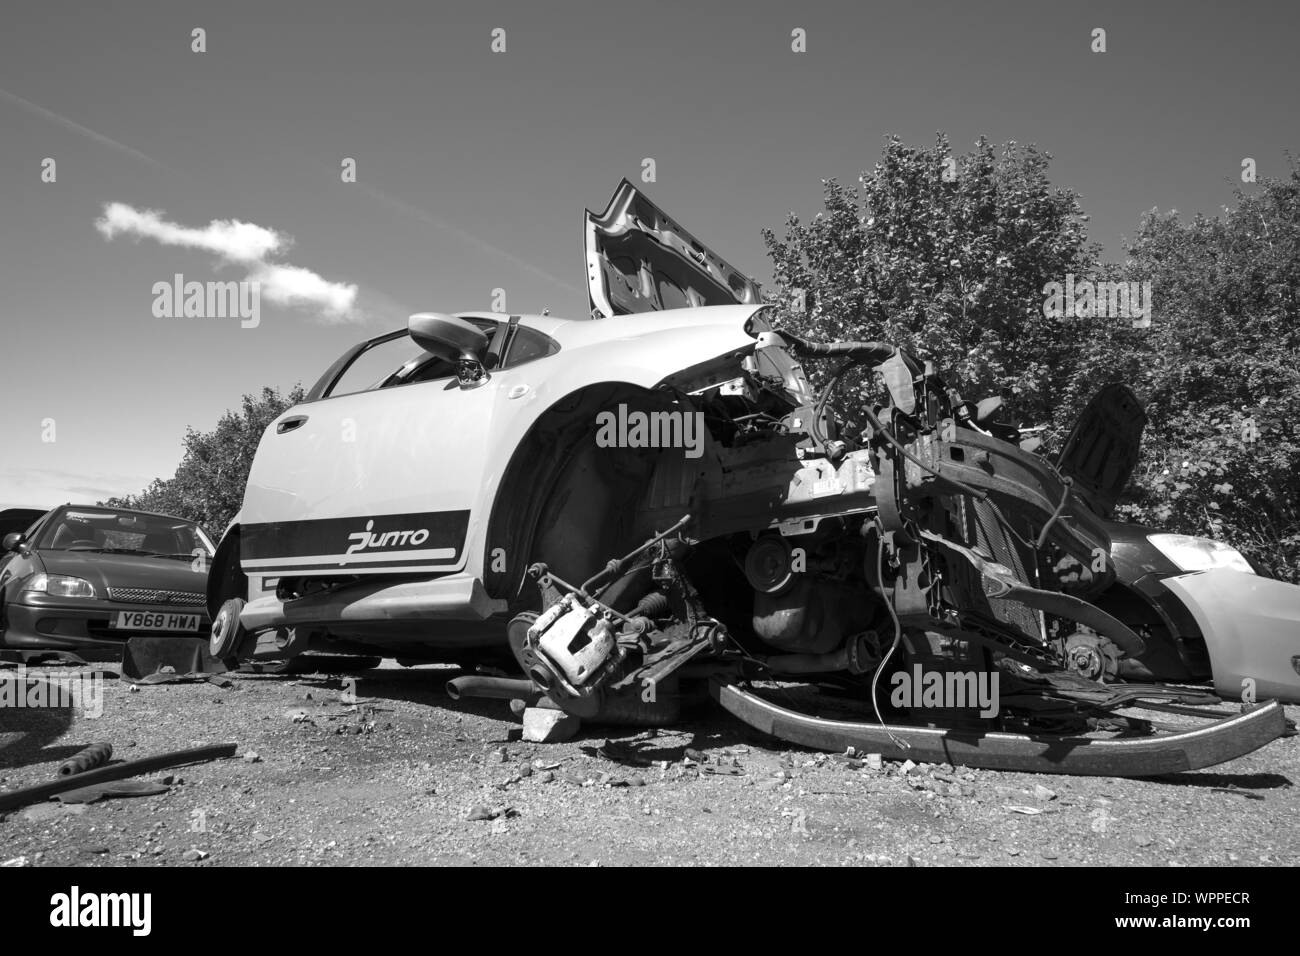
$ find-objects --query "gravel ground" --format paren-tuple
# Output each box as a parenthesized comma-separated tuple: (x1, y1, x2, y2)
(2, 661, 1297, 867)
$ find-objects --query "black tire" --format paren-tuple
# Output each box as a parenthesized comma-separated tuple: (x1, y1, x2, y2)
(209, 596, 247, 666)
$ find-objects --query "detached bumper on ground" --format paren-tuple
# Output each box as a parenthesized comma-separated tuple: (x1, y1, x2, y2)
(712, 682, 1290, 777)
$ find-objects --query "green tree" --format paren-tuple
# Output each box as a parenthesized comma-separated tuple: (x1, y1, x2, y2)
(1071, 163, 1300, 580)
(103, 385, 304, 537)
(763, 134, 1096, 430)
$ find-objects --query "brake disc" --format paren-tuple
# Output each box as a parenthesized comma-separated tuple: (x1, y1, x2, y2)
(1063, 630, 1121, 682)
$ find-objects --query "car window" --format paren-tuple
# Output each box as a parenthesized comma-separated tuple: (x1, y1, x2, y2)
(327, 335, 429, 398)
(36, 508, 213, 557)
(503, 326, 559, 368)
(326, 318, 501, 397)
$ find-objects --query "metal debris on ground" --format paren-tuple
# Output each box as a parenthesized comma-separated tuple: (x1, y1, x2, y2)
(57, 779, 170, 804)
(56, 742, 113, 777)
(0, 742, 238, 813)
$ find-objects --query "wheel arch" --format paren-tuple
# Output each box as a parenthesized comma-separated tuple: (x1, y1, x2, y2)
(1090, 578, 1209, 681)
(483, 380, 672, 610)
(207, 524, 248, 618)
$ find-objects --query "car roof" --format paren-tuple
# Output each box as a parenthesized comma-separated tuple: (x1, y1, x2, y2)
(451, 303, 768, 347)
(368, 303, 767, 349)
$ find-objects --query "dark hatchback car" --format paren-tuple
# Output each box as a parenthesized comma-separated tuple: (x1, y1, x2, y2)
(0, 504, 214, 661)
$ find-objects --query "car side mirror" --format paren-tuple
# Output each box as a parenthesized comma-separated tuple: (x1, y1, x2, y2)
(2, 532, 28, 554)
(409, 313, 491, 388)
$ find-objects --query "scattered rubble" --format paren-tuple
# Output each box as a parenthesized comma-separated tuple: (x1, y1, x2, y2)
(1, 664, 1295, 866)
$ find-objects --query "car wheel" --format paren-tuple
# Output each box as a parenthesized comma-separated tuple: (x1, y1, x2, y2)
(210, 597, 247, 665)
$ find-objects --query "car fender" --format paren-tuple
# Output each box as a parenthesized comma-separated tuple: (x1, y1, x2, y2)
(1163, 568, 1300, 703)
(471, 305, 764, 594)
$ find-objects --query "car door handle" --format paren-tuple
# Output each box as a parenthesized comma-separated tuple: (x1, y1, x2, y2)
(277, 415, 308, 434)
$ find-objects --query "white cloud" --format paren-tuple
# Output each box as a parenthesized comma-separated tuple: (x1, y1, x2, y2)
(251, 263, 358, 319)
(96, 202, 285, 262)
(95, 202, 360, 321)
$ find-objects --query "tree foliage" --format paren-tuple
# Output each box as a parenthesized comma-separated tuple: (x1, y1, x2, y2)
(763, 134, 1097, 429)
(1070, 164, 1300, 579)
(103, 385, 304, 538)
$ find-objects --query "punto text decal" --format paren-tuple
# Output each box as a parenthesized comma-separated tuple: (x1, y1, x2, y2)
(346, 520, 431, 555)
(241, 511, 469, 572)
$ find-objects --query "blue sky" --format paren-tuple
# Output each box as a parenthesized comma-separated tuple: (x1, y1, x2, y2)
(2, 0, 1297, 507)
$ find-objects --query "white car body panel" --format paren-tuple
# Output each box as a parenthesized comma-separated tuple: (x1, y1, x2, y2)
(1164, 568, 1300, 703)
(238, 303, 767, 580)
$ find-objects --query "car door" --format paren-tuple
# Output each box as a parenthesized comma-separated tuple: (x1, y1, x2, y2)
(239, 317, 511, 577)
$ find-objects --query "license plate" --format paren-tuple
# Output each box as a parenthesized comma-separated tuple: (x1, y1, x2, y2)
(112, 611, 201, 632)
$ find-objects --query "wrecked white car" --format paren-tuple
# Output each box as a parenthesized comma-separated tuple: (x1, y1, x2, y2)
(206, 180, 1295, 776)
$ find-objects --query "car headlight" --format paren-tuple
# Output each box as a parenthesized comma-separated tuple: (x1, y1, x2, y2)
(25, 573, 97, 598)
(1146, 534, 1255, 574)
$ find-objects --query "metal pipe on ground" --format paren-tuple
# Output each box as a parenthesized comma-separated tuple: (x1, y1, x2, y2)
(0, 742, 238, 813)
(57, 742, 113, 777)
(445, 675, 540, 703)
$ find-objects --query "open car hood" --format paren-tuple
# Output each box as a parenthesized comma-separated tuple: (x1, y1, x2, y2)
(585, 179, 763, 318)
(1055, 383, 1147, 518)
